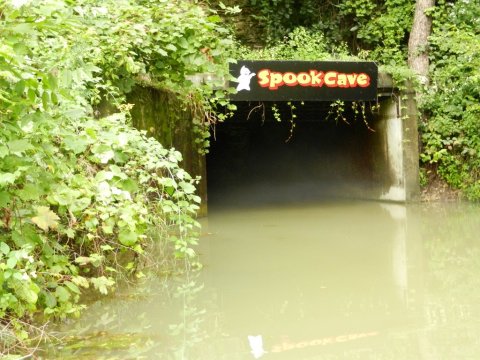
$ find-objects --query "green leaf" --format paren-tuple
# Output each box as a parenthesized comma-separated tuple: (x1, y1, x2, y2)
(0, 145, 9, 159)
(18, 183, 44, 201)
(55, 286, 70, 302)
(7, 139, 33, 154)
(65, 281, 81, 295)
(74, 256, 91, 266)
(100, 244, 114, 251)
(71, 276, 89, 289)
(102, 224, 113, 234)
(27, 88, 36, 103)
(42, 91, 50, 110)
(118, 230, 138, 246)
(119, 178, 138, 193)
(207, 15, 222, 23)
(180, 181, 196, 194)
(18, 283, 39, 304)
(43, 291, 57, 308)
(63, 135, 90, 154)
(12, 23, 34, 34)
(0, 173, 18, 186)
(48, 73, 58, 90)
(65, 228, 75, 239)
(31, 206, 60, 231)
(0, 242, 10, 255)
(69, 197, 91, 213)
(0, 191, 11, 207)
(15, 80, 25, 96)
(51, 91, 59, 105)
(50, 187, 81, 206)
(91, 276, 115, 295)
(64, 107, 86, 120)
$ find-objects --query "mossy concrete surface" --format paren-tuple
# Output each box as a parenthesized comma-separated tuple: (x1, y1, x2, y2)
(127, 86, 208, 216)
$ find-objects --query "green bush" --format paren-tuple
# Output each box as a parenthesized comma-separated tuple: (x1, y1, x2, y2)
(0, 0, 232, 354)
(420, 0, 480, 199)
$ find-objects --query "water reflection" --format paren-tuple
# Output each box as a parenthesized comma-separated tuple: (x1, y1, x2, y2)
(42, 201, 480, 359)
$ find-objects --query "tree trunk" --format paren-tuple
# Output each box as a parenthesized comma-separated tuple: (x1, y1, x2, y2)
(408, 0, 435, 84)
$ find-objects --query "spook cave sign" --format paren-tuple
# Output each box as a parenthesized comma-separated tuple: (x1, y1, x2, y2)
(229, 60, 378, 101)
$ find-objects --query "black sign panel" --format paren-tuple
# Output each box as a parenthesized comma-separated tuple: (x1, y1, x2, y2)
(229, 60, 378, 101)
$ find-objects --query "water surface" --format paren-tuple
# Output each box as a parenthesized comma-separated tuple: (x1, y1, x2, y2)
(44, 201, 480, 359)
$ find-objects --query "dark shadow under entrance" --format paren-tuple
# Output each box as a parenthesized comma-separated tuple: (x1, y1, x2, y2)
(207, 101, 390, 207)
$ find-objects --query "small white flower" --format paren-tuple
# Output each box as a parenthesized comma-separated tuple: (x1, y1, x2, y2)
(11, 0, 30, 8)
(98, 150, 114, 164)
(122, 191, 132, 200)
(97, 181, 111, 198)
(118, 133, 128, 147)
(111, 186, 123, 195)
(92, 6, 108, 16)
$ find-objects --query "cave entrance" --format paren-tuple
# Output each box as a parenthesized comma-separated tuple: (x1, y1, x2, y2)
(206, 90, 419, 208)
(207, 101, 381, 207)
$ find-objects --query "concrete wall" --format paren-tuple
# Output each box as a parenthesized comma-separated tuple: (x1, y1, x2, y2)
(374, 83, 420, 202)
(124, 74, 420, 212)
(126, 86, 208, 216)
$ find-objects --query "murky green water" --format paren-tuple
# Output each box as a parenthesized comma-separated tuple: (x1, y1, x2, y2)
(43, 201, 480, 359)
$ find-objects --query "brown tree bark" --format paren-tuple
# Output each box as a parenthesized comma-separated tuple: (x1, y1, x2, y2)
(408, 0, 435, 84)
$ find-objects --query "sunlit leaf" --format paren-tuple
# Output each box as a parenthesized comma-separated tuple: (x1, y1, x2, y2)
(55, 286, 70, 302)
(31, 206, 60, 231)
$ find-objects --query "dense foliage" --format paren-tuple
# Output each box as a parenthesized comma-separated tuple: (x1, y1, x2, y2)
(420, 0, 480, 199)
(0, 0, 233, 355)
(224, 0, 414, 65)
(227, 0, 480, 200)
(2, 0, 479, 355)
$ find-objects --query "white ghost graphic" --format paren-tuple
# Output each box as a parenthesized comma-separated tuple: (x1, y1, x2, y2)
(236, 66, 256, 91)
(248, 335, 266, 359)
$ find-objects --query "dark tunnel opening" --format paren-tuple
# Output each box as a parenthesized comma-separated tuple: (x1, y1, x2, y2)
(206, 101, 387, 208)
